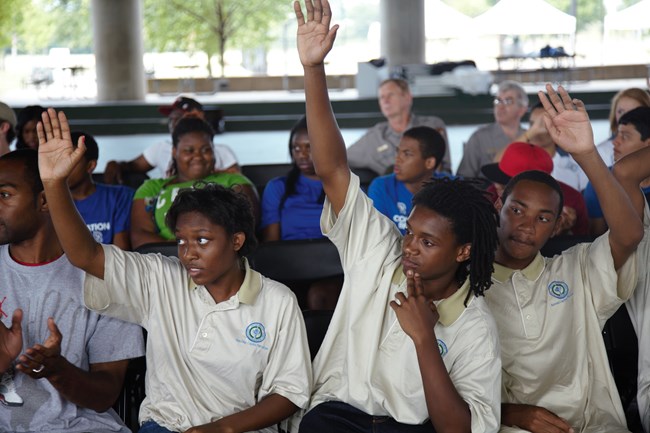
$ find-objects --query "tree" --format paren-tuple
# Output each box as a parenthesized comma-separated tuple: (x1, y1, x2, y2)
(0, 0, 22, 49)
(448, 0, 605, 32)
(11, 0, 92, 54)
(144, 0, 288, 77)
(547, 0, 605, 31)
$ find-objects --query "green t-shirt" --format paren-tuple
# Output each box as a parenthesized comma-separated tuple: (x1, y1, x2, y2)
(134, 173, 253, 240)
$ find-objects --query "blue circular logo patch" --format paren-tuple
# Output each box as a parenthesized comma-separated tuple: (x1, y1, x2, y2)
(246, 322, 266, 343)
(548, 281, 569, 300)
(437, 339, 448, 357)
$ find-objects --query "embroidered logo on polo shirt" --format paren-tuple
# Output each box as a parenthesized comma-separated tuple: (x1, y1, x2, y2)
(246, 322, 266, 343)
(548, 281, 572, 306)
(437, 339, 448, 357)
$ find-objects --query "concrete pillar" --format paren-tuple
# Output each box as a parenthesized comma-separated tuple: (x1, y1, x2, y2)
(380, 0, 425, 68)
(91, 0, 145, 101)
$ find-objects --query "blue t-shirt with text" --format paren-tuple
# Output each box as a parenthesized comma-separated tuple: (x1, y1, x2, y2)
(74, 183, 134, 244)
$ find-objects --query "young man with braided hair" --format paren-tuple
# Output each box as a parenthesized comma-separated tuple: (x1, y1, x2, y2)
(294, 1, 501, 432)
(485, 84, 643, 433)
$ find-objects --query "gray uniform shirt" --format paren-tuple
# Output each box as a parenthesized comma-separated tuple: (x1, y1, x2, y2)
(456, 122, 526, 179)
(347, 114, 449, 175)
(0, 245, 144, 432)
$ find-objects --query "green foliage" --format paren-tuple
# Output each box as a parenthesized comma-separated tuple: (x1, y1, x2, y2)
(143, 0, 288, 77)
(0, 0, 23, 48)
(547, 0, 605, 31)
(10, 0, 92, 53)
(447, 0, 604, 32)
(620, 0, 644, 9)
(337, 0, 380, 42)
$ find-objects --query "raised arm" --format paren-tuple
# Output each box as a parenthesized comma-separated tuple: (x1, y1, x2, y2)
(539, 84, 643, 269)
(612, 146, 650, 220)
(37, 108, 105, 278)
(295, 0, 348, 214)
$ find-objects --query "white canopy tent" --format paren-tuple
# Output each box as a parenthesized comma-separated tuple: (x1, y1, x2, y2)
(473, 0, 576, 36)
(424, 0, 474, 39)
(604, 0, 650, 31)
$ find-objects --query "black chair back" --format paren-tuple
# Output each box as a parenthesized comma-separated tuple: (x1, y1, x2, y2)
(93, 172, 150, 190)
(540, 235, 595, 258)
(302, 309, 334, 360)
(241, 163, 293, 196)
(135, 241, 178, 257)
(350, 166, 379, 191)
(248, 238, 342, 282)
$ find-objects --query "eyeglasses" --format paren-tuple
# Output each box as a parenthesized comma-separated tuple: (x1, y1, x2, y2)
(493, 97, 517, 106)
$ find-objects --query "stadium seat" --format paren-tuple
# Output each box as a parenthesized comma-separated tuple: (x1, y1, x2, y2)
(248, 238, 342, 283)
(350, 166, 379, 191)
(135, 241, 178, 257)
(112, 355, 146, 433)
(248, 238, 343, 308)
(93, 172, 150, 190)
(302, 309, 334, 360)
(241, 163, 293, 196)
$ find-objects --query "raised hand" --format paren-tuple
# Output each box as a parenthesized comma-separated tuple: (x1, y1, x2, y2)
(36, 108, 86, 183)
(390, 271, 439, 346)
(0, 309, 23, 371)
(538, 84, 595, 156)
(294, 0, 339, 67)
(16, 317, 63, 380)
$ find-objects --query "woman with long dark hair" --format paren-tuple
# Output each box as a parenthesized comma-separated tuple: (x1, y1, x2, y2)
(261, 116, 325, 242)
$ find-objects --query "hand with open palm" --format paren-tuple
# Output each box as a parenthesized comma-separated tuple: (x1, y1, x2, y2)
(36, 108, 86, 184)
(0, 309, 23, 372)
(538, 84, 595, 156)
(294, 0, 339, 68)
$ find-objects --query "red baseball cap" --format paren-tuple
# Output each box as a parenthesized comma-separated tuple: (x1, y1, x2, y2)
(481, 142, 554, 185)
(158, 96, 203, 116)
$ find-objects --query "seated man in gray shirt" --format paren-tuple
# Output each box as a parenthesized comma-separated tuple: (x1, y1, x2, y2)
(0, 149, 144, 432)
(456, 80, 528, 180)
(347, 78, 450, 175)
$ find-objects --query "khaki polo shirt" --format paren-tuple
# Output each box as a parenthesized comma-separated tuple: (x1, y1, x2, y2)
(84, 245, 312, 432)
(307, 174, 501, 432)
(626, 201, 650, 431)
(486, 234, 637, 433)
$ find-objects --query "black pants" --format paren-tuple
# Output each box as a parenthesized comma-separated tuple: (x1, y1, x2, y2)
(298, 401, 437, 433)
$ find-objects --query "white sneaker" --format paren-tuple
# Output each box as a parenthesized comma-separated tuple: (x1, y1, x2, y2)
(0, 369, 24, 407)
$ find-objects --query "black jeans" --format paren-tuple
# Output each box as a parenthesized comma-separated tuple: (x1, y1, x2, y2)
(298, 401, 437, 433)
